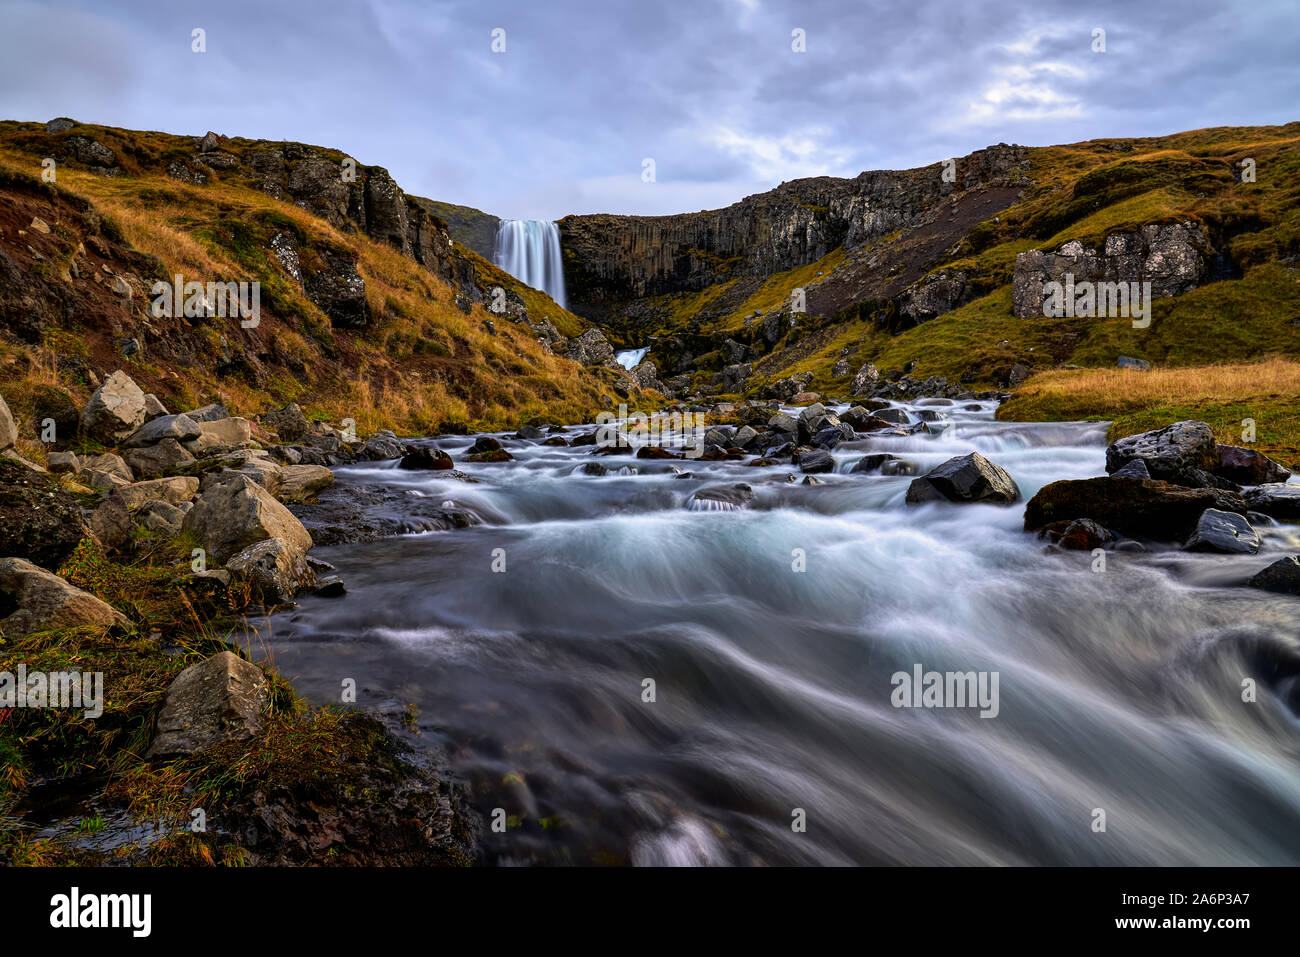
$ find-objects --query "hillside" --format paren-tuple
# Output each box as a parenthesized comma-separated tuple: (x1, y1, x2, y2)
(0, 119, 649, 463)
(553, 124, 1300, 413)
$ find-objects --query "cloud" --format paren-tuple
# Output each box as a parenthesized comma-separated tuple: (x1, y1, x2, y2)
(0, 0, 1296, 219)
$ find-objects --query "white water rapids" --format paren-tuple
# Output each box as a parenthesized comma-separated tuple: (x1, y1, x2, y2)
(261, 399, 1300, 865)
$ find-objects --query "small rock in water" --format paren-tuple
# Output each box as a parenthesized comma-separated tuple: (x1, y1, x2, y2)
(905, 452, 1020, 505)
(1184, 508, 1260, 554)
(690, 483, 755, 511)
(1246, 555, 1300, 595)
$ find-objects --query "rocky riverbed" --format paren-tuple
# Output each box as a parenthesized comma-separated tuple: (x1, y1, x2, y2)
(252, 396, 1300, 865)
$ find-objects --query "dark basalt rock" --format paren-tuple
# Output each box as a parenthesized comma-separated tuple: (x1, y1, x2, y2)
(1184, 508, 1260, 554)
(1246, 556, 1300, 595)
(1104, 421, 1218, 487)
(797, 448, 835, 474)
(1214, 445, 1290, 485)
(290, 481, 479, 546)
(1039, 518, 1115, 551)
(1243, 483, 1300, 520)
(399, 447, 453, 470)
(1024, 477, 1247, 541)
(690, 483, 755, 510)
(906, 452, 1020, 505)
(0, 460, 91, 569)
(851, 453, 900, 474)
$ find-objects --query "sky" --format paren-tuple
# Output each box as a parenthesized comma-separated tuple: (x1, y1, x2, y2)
(0, 0, 1296, 220)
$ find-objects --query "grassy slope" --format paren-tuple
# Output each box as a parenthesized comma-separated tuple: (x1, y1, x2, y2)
(0, 121, 632, 442)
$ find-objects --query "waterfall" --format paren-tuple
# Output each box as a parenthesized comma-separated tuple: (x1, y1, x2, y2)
(493, 220, 567, 309)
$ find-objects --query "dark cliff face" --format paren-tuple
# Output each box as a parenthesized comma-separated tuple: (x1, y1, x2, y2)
(559, 145, 1030, 310)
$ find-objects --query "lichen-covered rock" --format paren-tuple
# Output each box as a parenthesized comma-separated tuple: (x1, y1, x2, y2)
(182, 472, 313, 563)
(226, 537, 316, 604)
(1105, 421, 1218, 487)
(0, 557, 127, 635)
(146, 651, 269, 758)
(79, 370, 147, 442)
(0, 460, 91, 568)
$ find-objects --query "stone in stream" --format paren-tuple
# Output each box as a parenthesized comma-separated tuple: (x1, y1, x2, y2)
(870, 407, 912, 426)
(1104, 420, 1219, 487)
(515, 425, 547, 440)
(690, 483, 755, 511)
(146, 651, 269, 758)
(1246, 556, 1300, 595)
(1215, 445, 1291, 485)
(1243, 483, 1300, 520)
(797, 448, 835, 473)
(1184, 508, 1261, 555)
(905, 452, 1021, 505)
(1023, 477, 1246, 541)
(226, 537, 317, 604)
(0, 557, 128, 635)
(399, 446, 454, 470)
(851, 453, 899, 474)
(1038, 518, 1115, 551)
(356, 430, 405, 461)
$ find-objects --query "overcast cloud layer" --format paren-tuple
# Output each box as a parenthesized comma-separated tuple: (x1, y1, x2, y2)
(1, 0, 1295, 219)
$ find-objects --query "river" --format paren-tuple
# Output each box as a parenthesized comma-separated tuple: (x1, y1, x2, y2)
(259, 398, 1300, 865)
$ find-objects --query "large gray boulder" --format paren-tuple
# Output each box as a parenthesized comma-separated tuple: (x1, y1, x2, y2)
(0, 557, 128, 635)
(225, 537, 316, 604)
(116, 476, 200, 512)
(124, 438, 196, 479)
(80, 370, 147, 442)
(565, 328, 616, 367)
(1024, 477, 1246, 541)
(906, 452, 1021, 505)
(182, 472, 312, 563)
(277, 464, 334, 503)
(146, 651, 269, 758)
(849, 363, 880, 396)
(124, 413, 202, 447)
(357, 430, 405, 461)
(1105, 421, 1218, 487)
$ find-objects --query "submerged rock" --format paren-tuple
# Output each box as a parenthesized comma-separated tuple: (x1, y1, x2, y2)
(906, 452, 1020, 505)
(690, 483, 755, 511)
(399, 447, 454, 470)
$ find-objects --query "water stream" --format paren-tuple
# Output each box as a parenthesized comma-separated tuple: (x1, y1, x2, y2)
(260, 399, 1300, 865)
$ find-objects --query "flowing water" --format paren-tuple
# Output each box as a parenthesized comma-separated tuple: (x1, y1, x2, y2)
(260, 399, 1300, 865)
(493, 219, 567, 308)
(615, 347, 649, 371)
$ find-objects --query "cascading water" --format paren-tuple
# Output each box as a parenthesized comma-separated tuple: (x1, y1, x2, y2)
(263, 398, 1300, 866)
(494, 219, 567, 309)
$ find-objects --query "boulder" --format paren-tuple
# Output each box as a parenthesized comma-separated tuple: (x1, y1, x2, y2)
(1110, 459, 1151, 480)
(79, 370, 147, 442)
(356, 430, 405, 461)
(116, 476, 200, 512)
(871, 408, 911, 426)
(1024, 477, 1247, 541)
(690, 483, 755, 511)
(469, 436, 503, 454)
(565, 328, 616, 366)
(47, 451, 80, 474)
(1243, 483, 1300, 520)
(797, 448, 835, 474)
(849, 363, 880, 396)
(0, 557, 128, 635)
(1104, 421, 1218, 487)
(906, 452, 1021, 505)
(124, 413, 202, 447)
(182, 472, 312, 563)
(124, 437, 196, 479)
(146, 651, 269, 758)
(226, 537, 317, 604)
(142, 393, 170, 421)
(260, 403, 310, 442)
(0, 391, 17, 451)
(88, 493, 131, 551)
(0, 460, 91, 568)
(1246, 556, 1300, 595)
(1215, 446, 1291, 485)
(399, 447, 453, 470)
(1184, 508, 1260, 555)
(185, 403, 231, 423)
(136, 500, 188, 536)
(80, 452, 133, 482)
(191, 417, 253, 449)
(277, 465, 334, 503)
